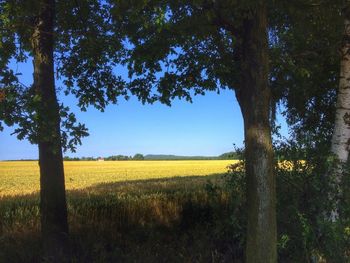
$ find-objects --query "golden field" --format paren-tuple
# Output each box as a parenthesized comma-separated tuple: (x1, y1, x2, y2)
(0, 159, 332, 262)
(1, 160, 239, 262)
(0, 160, 236, 196)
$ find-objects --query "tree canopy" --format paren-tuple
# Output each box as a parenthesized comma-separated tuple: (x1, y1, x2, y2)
(0, 0, 130, 151)
(1, 0, 349, 262)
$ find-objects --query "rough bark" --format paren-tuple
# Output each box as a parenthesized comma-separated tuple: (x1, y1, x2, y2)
(31, 0, 69, 260)
(235, 2, 277, 263)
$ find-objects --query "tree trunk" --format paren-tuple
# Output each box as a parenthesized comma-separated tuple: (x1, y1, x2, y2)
(31, 0, 69, 260)
(332, 6, 350, 164)
(329, 6, 350, 221)
(235, 2, 277, 263)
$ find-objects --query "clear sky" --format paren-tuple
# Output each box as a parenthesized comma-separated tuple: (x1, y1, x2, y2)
(0, 61, 288, 160)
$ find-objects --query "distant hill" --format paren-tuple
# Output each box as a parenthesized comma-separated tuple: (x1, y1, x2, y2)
(144, 152, 238, 160)
(144, 154, 218, 160)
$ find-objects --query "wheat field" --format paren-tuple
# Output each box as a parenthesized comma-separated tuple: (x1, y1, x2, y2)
(0, 160, 236, 196)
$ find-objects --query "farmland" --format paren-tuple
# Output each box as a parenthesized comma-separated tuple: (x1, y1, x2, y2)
(0, 160, 242, 262)
(0, 160, 235, 196)
(1, 161, 347, 262)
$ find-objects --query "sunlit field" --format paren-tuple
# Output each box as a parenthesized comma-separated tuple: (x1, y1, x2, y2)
(0, 160, 236, 196)
(1, 160, 338, 262)
(0, 160, 242, 262)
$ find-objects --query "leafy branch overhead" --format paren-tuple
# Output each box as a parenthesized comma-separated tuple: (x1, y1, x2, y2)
(111, 0, 243, 106)
(0, 72, 88, 152)
(0, 0, 129, 151)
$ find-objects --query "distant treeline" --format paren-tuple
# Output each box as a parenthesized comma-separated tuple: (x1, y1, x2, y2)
(2, 159, 38, 161)
(62, 152, 239, 161)
(64, 153, 145, 161)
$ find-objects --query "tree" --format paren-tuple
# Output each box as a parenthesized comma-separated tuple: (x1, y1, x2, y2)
(237, 4, 276, 262)
(133, 153, 144, 160)
(0, 0, 126, 259)
(271, 0, 349, 210)
(112, 0, 276, 261)
(31, 0, 69, 258)
(329, 4, 350, 221)
(218, 151, 239, 160)
(270, 1, 350, 261)
(270, 0, 342, 151)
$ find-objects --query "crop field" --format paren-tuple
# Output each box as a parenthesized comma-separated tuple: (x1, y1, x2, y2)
(0, 160, 235, 196)
(0, 160, 242, 262)
(0, 160, 325, 262)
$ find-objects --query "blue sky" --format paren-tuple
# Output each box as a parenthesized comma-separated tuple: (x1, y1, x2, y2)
(0, 61, 289, 160)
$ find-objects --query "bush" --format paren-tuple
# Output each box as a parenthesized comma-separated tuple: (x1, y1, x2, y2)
(275, 140, 350, 262)
(223, 141, 350, 262)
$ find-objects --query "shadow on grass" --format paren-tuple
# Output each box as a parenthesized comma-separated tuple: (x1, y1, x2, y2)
(0, 173, 244, 263)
